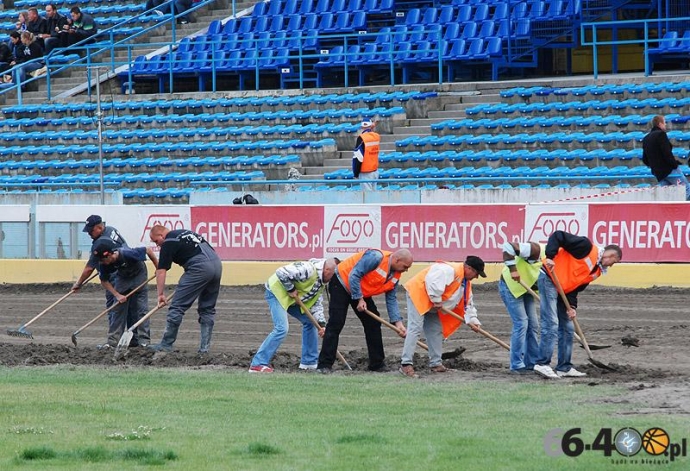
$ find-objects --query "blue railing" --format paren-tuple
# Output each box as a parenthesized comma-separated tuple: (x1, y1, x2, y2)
(581, 15, 690, 78)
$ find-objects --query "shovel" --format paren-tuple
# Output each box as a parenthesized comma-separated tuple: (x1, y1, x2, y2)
(517, 279, 611, 350)
(544, 267, 617, 371)
(71, 275, 155, 346)
(7, 273, 98, 339)
(294, 298, 352, 370)
(440, 307, 510, 350)
(113, 292, 174, 360)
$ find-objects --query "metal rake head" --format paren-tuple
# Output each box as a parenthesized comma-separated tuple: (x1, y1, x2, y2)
(7, 327, 33, 339)
(112, 331, 134, 360)
(71, 333, 78, 347)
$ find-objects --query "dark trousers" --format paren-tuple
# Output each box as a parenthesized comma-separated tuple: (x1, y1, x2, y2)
(317, 275, 385, 371)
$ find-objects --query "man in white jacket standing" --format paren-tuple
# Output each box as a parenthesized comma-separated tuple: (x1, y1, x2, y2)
(399, 256, 485, 378)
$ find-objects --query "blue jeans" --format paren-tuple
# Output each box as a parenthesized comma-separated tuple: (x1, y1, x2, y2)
(251, 288, 318, 367)
(659, 169, 690, 201)
(498, 279, 539, 371)
(536, 272, 574, 372)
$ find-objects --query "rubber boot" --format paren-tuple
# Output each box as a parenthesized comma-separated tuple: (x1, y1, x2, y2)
(198, 323, 213, 354)
(148, 321, 180, 352)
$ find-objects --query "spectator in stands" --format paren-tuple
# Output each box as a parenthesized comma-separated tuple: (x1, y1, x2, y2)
(43, 3, 69, 54)
(15, 11, 28, 32)
(3, 32, 44, 84)
(642, 115, 690, 201)
(146, 0, 170, 15)
(0, 41, 14, 75)
(352, 120, 380, 191)
(61, 7, 98, 48)
(26, 7, 48, 48)
(174, 0, 193, 24)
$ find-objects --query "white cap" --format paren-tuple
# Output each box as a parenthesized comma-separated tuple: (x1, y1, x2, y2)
(361, 120, 374, 128)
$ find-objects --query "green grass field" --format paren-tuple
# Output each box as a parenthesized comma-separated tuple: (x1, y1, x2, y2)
(1, 366, 688, 470)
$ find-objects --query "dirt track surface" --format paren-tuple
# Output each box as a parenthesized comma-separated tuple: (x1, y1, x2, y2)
(1, 283, 689, 415)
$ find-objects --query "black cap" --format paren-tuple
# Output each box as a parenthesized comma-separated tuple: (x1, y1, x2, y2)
(92, 238, 117, 258)
(465, 255, 486, 278)
(82, 215, 103, 233)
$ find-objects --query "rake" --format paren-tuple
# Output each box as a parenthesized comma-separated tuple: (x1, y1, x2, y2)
(294, 297, 352, 370)
(517, 279, 611, 350)
(545, 267, 617, 371)
(7, 273, 98, 339)
(70, 275, 155, 347)
(440, 307, 510, 350)
(362, 308, 429, 351)
(113, 292, 174, 360)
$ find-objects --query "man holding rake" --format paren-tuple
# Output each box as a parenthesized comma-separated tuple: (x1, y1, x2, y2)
(399, 256, 485, 378)
(92, 239, 158, 348)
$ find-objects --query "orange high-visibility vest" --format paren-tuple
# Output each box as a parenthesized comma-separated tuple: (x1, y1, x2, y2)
(338, 250, 400, 297)
(404, 262, 470, 339)
(360, 131, 380, 173)
(548, 247, 601, 294)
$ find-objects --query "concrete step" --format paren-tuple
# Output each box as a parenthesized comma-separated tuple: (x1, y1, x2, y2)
(379, 135, 398, 143)
(301, 166, 328, 176)
(427, 110, 463, 119)
(460, 94, 501, 104)
(379, 143, 397, 151)
(444, 103, 478, 112)
(409, 117, 452, 126)
(393, 125, 431, 135)
(323, 158, 350, 167)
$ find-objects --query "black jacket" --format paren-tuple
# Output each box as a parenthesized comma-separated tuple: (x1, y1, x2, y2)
(14, 41, 44, 64)
(642, 126, 678, 181)
(26, 18, 48, 36)
(46, 12, 69, 38)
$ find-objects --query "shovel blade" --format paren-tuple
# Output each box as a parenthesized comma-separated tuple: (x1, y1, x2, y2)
(7, 327, 33, 339)
(580, 343, 611, 351)
(71, 333, 78, 347)
(588, 357, 617, 372)
(441, 347, 466, 360)
(113, 331, 134, 360)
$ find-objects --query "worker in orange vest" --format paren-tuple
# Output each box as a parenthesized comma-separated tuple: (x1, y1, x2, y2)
(533, 231, 622, 380)
(352, 120, 380, 191)
(317, 248, 413, 373)
(399, 256, 484, 378)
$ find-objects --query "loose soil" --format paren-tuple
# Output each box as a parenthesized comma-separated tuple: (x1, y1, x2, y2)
(1, 283, 688, 415)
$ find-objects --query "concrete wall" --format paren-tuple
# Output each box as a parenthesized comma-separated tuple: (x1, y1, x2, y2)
(0, 260, 686, 288)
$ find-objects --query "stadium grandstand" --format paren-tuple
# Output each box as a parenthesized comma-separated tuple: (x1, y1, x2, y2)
(0, 0, 689, 205)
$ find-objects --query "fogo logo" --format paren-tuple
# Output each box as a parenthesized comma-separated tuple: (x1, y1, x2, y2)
(141, 214, 186, 242)
(325, 213, 376, 244)
(527, 212, 582, 243)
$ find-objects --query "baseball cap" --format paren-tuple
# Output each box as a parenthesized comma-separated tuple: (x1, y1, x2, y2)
(92, 238, 117, 259)
(361, 120, 374, 128)
(82, 214, 103, 233)
(465, 255, 487, 278)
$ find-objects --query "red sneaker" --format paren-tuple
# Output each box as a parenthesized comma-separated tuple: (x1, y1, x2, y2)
(248, 365, 274, 373)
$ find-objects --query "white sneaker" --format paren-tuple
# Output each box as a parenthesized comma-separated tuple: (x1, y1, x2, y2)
(534, 364, 560, 379)
(298, 363, 317, 370)
(557, 368, 587, 378)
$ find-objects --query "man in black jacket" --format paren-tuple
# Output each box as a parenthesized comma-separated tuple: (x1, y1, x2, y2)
(642, 115, 690, 200)
(26, 8, 48, 47)
(43, 3, 69, 54)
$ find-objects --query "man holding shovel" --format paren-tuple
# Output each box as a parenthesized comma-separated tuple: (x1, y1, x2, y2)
(533, 231, 622, 379)
(92, 239, 158, 348)
(249, 258, 338, 373)
(399, 256, 484, 378)
(499, 241, 544, 374)
(148, 225, 222, 354)
(317, 249, 413, 374)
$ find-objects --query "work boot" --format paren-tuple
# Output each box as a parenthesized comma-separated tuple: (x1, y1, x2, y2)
(198, 323, 213, 354)
(148, 321, 180, 352)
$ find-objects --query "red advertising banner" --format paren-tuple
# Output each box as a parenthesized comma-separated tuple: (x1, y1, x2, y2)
(381, 205, 525, 262)
(589, 203, 690, 262)
(191, 206, 325, 260)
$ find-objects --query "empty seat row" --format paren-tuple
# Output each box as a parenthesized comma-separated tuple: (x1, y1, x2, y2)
(500, 81, 690, 99)
(431, 113, 690, 131)
(1, 92, 424, 117)
(0, 123, 360, 144)
(0, 170, 265, 185)
(0, 107, 405, 129)
(0, 155, 300, 171)
(250, 0, 392, 18)
(466, 97, 690, 116)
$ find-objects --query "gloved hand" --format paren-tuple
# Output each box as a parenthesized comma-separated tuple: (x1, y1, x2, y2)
(464, 313, 481, 327)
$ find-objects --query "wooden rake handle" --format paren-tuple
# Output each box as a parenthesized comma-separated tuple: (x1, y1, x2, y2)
(440, 307, 510, 351)
(294, 297, 351, 370)
(362, 308, 429, 351)
(126, 292, 174, 333)
(22, 273, 98, 328)
(544, 266, 595, 360)
(72, 275, 155, 336)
